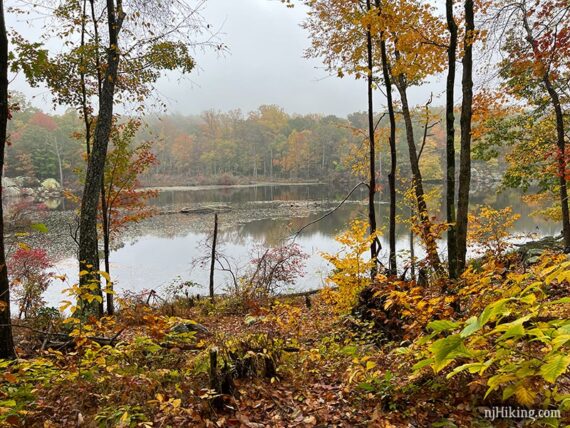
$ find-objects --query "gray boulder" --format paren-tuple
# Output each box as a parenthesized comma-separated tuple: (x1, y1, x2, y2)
(170, 321, 210, 335)
(3, 186, 21, 198)
(2, 177, 17, 188)
(41, 178, 61, 190)
(13, 176, 40, 188)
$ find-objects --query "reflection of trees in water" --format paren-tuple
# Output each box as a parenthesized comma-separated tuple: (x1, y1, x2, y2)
(226, 185, 555, 246)
(138, 184, 558, 244)
(151, 184, 374, 207)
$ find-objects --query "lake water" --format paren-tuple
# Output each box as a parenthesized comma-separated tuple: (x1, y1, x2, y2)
(45, 183, 559, 307)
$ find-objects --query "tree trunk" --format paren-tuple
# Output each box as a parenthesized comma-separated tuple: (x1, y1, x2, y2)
(102, 180, 113, 315)
(409, 207, 416, 282)
(395, 75, 443, 274)
(53, 138, 65, 189)
(365, 0, 379, 276)
(209, 213, 218, 301)
(0, 0, 15, 359)
(78, 0, 123, 316)
(375, 1, 397, 275)
(456, 0, 474, 274)
(445, 0, 458, 279)
(546, 80, 570, 250)
(270, 146, 273, 180)
(520, 10, 570, 251)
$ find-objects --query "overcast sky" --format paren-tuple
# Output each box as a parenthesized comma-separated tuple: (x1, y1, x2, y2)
(9, 0, 446, 118)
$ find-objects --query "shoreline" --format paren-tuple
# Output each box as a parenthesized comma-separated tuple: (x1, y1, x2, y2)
(141, 181, 325, 192)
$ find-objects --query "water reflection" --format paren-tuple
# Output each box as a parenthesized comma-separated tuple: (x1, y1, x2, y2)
(47, 183, 558, 306)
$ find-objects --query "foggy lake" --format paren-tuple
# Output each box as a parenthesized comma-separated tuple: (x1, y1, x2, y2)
(44, 183, 559, 307)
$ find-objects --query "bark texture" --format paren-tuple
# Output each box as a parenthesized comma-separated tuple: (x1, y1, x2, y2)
(365, 0, 379, 275)
(375, 0, 397, 276)
(395, 74, 443, 274)
(0, 0, 15, 359)
(78, 0, 123, 316)
(456, 0, 474, 274)
(520, 7, 570, 251)
(445, 0, 458, 278)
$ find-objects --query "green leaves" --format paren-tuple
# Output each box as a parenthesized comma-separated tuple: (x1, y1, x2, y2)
(540, 355, 570, 384)
(460, 316, 481, 338)
(415, 258, 570, 409)
(31, 223, 49, 233)
(429, 335, 471, 372)
(426, 320, 460, 333)
(459, 299, 511, 339)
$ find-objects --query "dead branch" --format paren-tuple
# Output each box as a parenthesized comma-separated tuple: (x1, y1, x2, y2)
(290, 182, 369, 241)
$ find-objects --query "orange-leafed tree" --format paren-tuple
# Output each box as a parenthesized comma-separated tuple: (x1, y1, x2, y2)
(100, 119, 158, 314)
(378, 0, 447, 274)
(303, 0, 381, 274)
(488, 0, 570, 251)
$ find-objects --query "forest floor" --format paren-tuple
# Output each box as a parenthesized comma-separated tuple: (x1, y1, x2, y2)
(4, 284, 561, 427)
(2, 238, 570, 427)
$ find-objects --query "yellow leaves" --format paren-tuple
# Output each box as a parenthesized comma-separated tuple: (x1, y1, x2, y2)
(321, 220, 378, 313)
(366, 360, 377, 371)
(17, 242, 31, 251)
(100, 271, 111, 283)
(467, 206, 520, 258)
(59, 300, 73, 312)
(514, 381, 537, 406)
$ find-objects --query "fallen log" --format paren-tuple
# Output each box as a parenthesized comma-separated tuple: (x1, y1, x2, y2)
(180, 205, 232, 214)
(11, 324, 125, 348)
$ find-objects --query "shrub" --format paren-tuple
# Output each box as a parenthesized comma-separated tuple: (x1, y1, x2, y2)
(321, 220, 378, 313)
(9, 247, 53, 319)
(414, 255, 570, 410)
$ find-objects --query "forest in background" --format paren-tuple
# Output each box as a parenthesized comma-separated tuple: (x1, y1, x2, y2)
(5, 94, 502, 188)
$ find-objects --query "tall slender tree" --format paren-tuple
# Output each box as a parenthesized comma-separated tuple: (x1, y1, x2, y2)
(456, 0, 475, 274)
(0, 0, 15, 359)
(382, 0, 447, 274)
(78, 0, 124, 315)
(445, 0, 458, 279)
(515, 1, 570, 251)
(12, 0, 216, 315)
(365, 0, 379, 274)
(375, 0, 398, 276)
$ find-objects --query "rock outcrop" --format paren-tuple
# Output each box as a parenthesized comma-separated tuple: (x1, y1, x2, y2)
(2, 176, 63, 200)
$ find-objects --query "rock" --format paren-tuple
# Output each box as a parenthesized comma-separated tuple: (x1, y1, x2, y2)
(516, 235, 565, 265)
(170, 321, 210, 335)
(41, 178, 61, 190)
(13, 176, 39, 188)
(21, 187, 36, 197)
(2, 177, 17, 188)
(43, 199, 62, 210)
(524, 249, 543, 265)
(3, 186, 21, 198)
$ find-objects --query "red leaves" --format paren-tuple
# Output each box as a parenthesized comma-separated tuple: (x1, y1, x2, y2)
(29, 111, 58, 132)
(9, 247, 52, 275)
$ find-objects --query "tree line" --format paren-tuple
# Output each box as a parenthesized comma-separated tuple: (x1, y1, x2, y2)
(5, 98, 458, 186)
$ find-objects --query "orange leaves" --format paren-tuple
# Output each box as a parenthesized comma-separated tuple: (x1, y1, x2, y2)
(380, 0, 447, 83)
(371, 276, 458, 339)
(303, 0, 447, 86)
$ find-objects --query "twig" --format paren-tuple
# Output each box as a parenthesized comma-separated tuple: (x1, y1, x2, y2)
(290, 182, 369, 241)
(40, 322, 52, 352)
